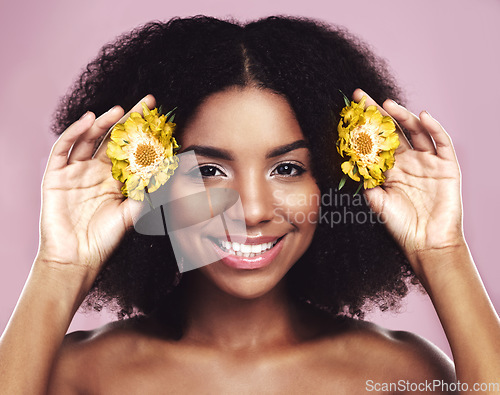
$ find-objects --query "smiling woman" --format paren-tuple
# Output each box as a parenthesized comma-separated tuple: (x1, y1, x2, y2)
(0, 15, 499, 395)
(57, 17, 414, 323)
(175, 87, 321, 299)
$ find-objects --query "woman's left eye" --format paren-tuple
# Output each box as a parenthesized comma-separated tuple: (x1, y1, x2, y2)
(271, 163, 306, 177)
(199, 165, 226, 178)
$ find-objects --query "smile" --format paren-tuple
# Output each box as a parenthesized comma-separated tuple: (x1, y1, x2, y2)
(217, 239, 280, 257)
(209, 235, 286, 270)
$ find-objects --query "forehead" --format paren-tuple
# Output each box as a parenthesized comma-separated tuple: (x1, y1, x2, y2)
(180, 87, 305, 150)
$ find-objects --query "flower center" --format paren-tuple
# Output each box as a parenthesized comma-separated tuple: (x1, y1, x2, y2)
(354, 131, 373, 155)
(134, 143, 158, 167)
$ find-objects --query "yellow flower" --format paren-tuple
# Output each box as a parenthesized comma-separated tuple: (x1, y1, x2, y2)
(107, 103, 179, 201)
(336, 96, 399, 190)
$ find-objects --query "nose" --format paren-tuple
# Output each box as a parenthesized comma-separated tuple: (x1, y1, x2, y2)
(236, 172, 275, 228)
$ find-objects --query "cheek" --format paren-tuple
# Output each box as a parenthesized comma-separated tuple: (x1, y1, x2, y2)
(272, 181, 321, 227)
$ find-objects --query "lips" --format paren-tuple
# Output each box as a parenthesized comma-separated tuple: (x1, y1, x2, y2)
(209, 235, 285, 270)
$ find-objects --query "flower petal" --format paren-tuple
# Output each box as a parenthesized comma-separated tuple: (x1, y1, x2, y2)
(111, 159, 130, 182)
(107, 141, 128, 160)
(111, 131, 132, 147)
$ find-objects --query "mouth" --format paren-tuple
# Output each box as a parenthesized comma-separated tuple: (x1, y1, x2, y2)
(215, 237, 283, 257)
(208, 235, 286, 269)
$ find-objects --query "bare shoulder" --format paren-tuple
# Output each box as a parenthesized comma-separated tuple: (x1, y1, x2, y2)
(320, 316, 457, 390)
(47, 317, 168, 394)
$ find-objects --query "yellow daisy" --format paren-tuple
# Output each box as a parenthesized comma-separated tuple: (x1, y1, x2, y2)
(336, 96, 399, 190)
(107, 103, 179, 201)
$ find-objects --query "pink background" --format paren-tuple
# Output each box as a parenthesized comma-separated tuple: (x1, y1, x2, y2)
(1, 0, 499, 359)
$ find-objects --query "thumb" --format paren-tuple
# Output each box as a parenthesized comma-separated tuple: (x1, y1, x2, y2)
(363, 186, 386, 216)
(121, 198, 145, 230)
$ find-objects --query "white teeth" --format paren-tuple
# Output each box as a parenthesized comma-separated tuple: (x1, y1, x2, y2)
(217, 238, 280, 256)
(241, 244, 252, 254)
(251, 244, 261, 253)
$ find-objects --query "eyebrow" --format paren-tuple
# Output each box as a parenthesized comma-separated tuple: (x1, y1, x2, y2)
(265, 140, 309, 159)
(182, 140, 309, 161)
(181, 145, 234, 160)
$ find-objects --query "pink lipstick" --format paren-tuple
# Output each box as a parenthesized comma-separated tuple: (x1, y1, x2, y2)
(210, 235, 285, 270)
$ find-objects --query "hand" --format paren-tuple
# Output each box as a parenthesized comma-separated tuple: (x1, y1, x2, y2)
(36, 95, 156, 287)
(353, 89, 465, 276)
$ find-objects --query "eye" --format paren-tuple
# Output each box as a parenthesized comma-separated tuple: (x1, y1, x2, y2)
(199, 165, 226, 178)
(271, 162, 306, 177)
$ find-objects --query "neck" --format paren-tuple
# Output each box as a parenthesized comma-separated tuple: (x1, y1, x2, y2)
(180, 272, 314, 351)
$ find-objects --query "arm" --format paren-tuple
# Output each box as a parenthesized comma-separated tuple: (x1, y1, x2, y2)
(417, 244, 500, 387)
(0, 96, 155, 394)
(0, 262, 89, 395)
(353, 89, 500, 390)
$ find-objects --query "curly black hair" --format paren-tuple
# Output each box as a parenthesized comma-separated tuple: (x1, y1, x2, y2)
(52, 15, 417, 322)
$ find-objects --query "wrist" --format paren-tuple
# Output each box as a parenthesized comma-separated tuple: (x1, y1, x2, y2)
(411, 240, 471, 291)
(32, 256, 96, 311)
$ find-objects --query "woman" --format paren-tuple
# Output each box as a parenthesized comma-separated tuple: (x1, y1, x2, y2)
(1, 16, 498, 394)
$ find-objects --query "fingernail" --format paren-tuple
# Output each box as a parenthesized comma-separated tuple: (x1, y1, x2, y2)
(424, 110, 432, 118)
(79, 111, 90, 120)
(106, 105, 120, 114)
(389, 99, 399, 105)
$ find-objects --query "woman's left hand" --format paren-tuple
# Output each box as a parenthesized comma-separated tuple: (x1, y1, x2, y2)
(353, 89, 465, 278)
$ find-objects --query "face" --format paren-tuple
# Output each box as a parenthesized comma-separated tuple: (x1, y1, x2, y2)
(169, 87, 320, 299)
